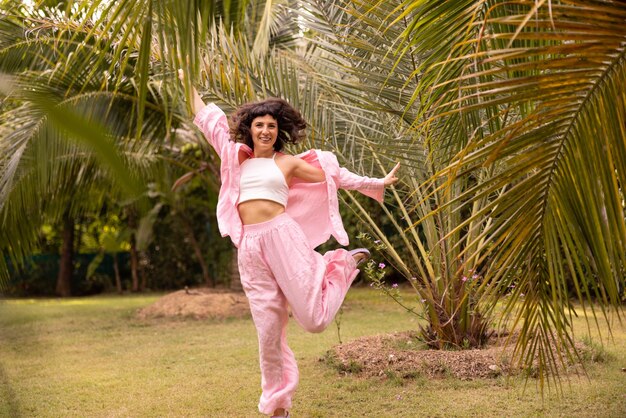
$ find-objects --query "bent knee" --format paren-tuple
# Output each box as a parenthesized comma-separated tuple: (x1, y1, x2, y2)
(300, 318, 328, 334)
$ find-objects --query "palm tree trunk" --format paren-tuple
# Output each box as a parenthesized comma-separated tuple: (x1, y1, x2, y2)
(139, 251, 147, 291)
(129, 232, 140, 292)
(229, 246, 242, 291)
(55, 211, 74, 297)
(113, 253, 122, 294)
(127, 208, 140, 292)
(181, 217, 213, 287)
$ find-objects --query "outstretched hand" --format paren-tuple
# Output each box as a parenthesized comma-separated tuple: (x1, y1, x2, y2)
(383, 162, 401, 186)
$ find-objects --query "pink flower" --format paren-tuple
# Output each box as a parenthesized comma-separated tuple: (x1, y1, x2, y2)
(379, 262, 386, 269)
(472, 274, 479, 280)
(461, 276, 468, 282)
(392, 283, 398, 288)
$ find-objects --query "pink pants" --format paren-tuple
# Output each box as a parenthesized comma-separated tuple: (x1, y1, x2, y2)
(237, 213, 359, 415)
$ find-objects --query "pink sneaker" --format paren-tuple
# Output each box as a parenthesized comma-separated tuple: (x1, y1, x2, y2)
(348, 248, 371, 265)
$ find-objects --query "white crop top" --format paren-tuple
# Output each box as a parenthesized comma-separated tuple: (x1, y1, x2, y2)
(238, 154, 289, 207)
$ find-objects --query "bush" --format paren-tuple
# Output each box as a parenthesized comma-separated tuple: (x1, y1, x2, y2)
(5, 253, 128, 296)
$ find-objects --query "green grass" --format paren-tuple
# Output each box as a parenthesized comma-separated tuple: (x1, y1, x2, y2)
(1, 288, 624, 417)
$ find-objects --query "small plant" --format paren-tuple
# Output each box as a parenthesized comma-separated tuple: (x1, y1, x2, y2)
(359, 232, 493, 350)
(392, 335, 425, 351)
(462, 338, 470, 350)
(384, 369, 404, 386)
(322, 350, 341, 370)
(434, 359, 452, 377)
(334, 306, 344, 344)
(580, 335, 612, 363)
(322, 351, 363, 374)
(357, 235, 426, 324)
(344, 360, 364, 374)
(401, 370, 422, 379)
(523, 364, 539, 379)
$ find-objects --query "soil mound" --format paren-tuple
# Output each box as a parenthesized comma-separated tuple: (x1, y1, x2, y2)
(325, 331, 590, 380)
(137, 287, 249, 320)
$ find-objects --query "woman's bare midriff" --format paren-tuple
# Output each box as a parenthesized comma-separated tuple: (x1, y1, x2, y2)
(238, 199, 286, 225)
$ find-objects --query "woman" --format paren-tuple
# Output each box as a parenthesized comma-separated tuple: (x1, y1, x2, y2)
(182, 72, 399, 417)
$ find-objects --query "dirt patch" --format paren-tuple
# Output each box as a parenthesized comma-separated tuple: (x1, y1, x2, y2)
(136, 287, 250, 320)
(324, 331, 592, 381)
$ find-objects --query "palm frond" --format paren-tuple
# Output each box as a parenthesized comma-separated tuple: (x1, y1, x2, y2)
(395, 0, 626, 383)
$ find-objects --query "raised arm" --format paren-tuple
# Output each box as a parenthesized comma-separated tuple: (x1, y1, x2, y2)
(179, 69, 206, 116)
(179, 70, 232, 159)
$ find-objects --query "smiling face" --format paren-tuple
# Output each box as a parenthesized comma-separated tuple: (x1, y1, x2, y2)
(250, 114, 279, 156)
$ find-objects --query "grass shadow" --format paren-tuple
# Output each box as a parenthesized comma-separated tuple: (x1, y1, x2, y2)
(0, 362, 21, 417)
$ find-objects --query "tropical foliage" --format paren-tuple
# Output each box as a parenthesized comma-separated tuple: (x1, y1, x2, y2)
(392, 0, 626, 383)
(295, 0, 626, 385)
(1, 0, 624, 386)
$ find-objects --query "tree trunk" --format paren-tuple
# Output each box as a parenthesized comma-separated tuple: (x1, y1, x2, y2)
(55, 212, 74, 297)
(127, 208, 140, 292)
(229, 246, 242, 291)
(113, 253, 122, 294)
(181, 217, 213, 287)
(139, 251, 147, 291)
(129, 233, 140, 292)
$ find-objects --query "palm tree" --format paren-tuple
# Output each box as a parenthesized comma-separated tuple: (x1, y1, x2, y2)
(387, 0, 626, 383)
(0, 3, 172, 293)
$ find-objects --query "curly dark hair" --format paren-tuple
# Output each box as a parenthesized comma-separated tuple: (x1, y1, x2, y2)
(229, 98, 307, 152)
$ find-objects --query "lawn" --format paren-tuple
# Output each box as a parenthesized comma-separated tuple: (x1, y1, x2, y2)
(0, 287, 624, 417)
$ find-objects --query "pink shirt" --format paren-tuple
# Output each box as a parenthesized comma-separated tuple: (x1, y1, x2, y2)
(193, 103, 385, 248)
